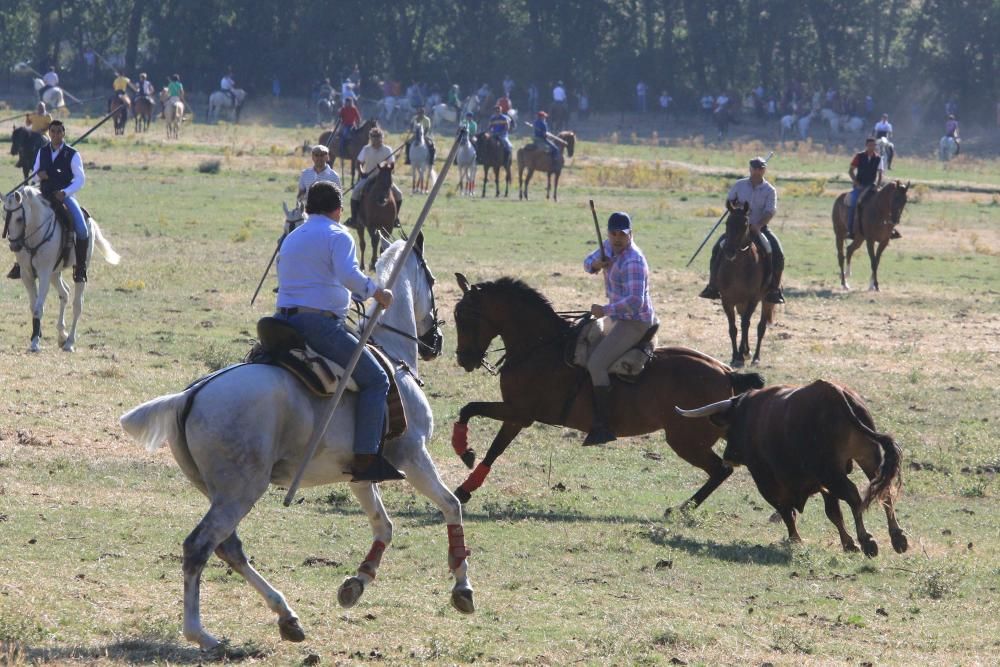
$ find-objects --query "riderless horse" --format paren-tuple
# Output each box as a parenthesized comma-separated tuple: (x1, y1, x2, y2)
(317, 91, 339, 126)
(357, 162, 400, 271)
(475, 131, 511, 198)
(208, 88, 246, 123)
(449, 273, 765, 510)
(3, 186, 120, 352)
(319, 118, 377, 186)
(455, 128, 477, 196)
(409, 123, 434, 194)
(120, 239, 473, 650)
(10, 126, 49, 179)
(517, 130, 575, 202)
(832, 181, 909, 291)
(714, 201, 777, 367)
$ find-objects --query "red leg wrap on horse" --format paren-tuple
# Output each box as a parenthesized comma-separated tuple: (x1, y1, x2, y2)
(451, 422, 469, 456)
(447, 524, 471, 571)
(358, 540, 387, 579)
(459, 463, 491, 494)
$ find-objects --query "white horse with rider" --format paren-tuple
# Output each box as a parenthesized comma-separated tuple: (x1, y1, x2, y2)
(3, 187, 120, 352)
(431, 95, 480, 129)
(409, 123, 435, 194)
(32, 79, 69, 114)
(119, 238, 474, 650)
(939, 135, 959, 161)
(208, 88, 247, 123)
(160, 89, 184, 139)
(455, 127, 477, 196)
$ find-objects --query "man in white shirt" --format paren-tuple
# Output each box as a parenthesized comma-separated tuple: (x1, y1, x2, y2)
(276, 180, 403, 482)
(297, 145, 341, 204)
(552, 81, 567, 104)
(873, 113, 894, 169)
(42, 66, 59, 88)
(348, 127, 403, 229)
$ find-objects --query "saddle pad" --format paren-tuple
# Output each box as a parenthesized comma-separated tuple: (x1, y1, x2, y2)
(571, 318, 657, 380)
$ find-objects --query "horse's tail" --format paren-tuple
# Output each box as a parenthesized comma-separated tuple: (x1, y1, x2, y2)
(120, 391, 188, 453)
(90, 220, 121, 265)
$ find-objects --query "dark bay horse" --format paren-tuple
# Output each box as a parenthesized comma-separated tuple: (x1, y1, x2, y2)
(832, 181, 909, 291)
(109, 94, 130, 135)
(10, 126, 49, 179)
(450, 273, 765, 511)
(319, 118, 377, 186)
(716, 201, 776, 367)
(357, 162, 398, 271)
(475, 131, 511, 198)
(133, 95, 154, 133)
(517, 131, 575, 202)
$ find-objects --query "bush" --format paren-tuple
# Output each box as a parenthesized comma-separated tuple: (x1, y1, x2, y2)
(197, 159, 222, 174)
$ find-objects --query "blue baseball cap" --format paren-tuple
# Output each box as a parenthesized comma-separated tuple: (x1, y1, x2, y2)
(607, 212, 631, 233)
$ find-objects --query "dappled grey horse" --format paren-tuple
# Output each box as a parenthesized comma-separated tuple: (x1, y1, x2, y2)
(120, 239, 473, 650)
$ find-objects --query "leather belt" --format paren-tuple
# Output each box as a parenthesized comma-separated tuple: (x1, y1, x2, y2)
(278, 306, 338, 319)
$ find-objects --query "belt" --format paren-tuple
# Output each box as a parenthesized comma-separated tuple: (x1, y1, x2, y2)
(278, 306, 339, 319)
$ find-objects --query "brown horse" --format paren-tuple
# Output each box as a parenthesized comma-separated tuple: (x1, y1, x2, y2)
(319, 118, 377, 186)
(449, 273, 765, 511)
(475, 131, 511, 198)
(133, 95, 154, 133)
(517, 131, 575, 202)
(357, 162, 398, 271)
(108, 94, 130, 135)
(716, 201, 776, 367)
(832, 181, 909, 291)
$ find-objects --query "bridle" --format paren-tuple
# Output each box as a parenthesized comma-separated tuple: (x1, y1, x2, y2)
(4, 195, 56, 257)
(723, 210, 752, 261)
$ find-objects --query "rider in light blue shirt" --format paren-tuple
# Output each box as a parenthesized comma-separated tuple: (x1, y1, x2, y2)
(488, 104, 512, 160)
(275, 181, 404, 483)
(533, 110, 560, 164)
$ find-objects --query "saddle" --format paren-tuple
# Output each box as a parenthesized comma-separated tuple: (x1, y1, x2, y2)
(248, 317, 407, 440)
(567, 318, 659, 382)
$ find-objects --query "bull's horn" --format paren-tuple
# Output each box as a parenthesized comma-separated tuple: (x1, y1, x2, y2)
(675, 398, 734, 418)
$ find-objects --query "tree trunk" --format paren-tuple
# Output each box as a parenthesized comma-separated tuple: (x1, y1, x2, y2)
(125, 0, 147, 72)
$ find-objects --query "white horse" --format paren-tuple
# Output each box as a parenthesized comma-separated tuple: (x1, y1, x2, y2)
(939, 136, 959, 161)
(456, 128, 477, 196)
(779, 114, 798, 141)
(876, 136, 894, 170)
(376, 96, 412, 132)
(409, 124, 434, 194)
(431, 96, 481, 128)
(3, 187, 120, 352)
(119, 239, 474, 650)
(32, 79, 67, 113)
(207, 88, 247, 123)
(163, 94, 184, 139)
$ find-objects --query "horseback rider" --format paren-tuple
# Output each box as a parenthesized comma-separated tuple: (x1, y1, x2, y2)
(8, 120, 90, 282)
(488, 104, 513, 163)
(297, 145, 341, 205)
(275, 180, 404, 482)
(497, 92, 512, 115)
(162, 74, 185, 119)
(40, 66, 59, 100)
(944, 113, 960, 151)
(348, 126, 404, 229)
(404, 106, 435, 165)
(135, 72, 155, 102)
(532, 111, 561, 167)
(220, 68, 237, 107)
(112, 71, 134, 103)
(461, 111, 478, 136)
(582, 212, 657, 446)
(26, 102, 53, 138)
(337, 97, 361, 156)
(318, 78, 335, 101)
(846, 137, 884, 240)
(699, 157, 785, 304)
(448, 84, 462, 114)
(873, 113, 894, 168)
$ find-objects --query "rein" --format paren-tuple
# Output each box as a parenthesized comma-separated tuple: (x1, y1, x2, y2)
(5, 201, 58, 258)
(461, 308, 590, 375)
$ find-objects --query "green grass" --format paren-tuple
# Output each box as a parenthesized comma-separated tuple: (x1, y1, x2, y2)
(1, 121, 999, 665)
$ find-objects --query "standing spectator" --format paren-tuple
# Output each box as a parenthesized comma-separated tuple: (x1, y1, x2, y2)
(342, 78, 357, 103)
(527, 82, 539, 114)
(944, 97, 958, 117)
(502, 74, 514, 97)
(577, 89, 590, 120)
(350, 63, 361, 87)
(766, 98, 777, 120)
(552, 80, 567, 105)
(658, 90, 672, 117)
(864, 95, 874, 119)
(272, 76, 281, 99)
(635, 80, 648, 113)
(700, 94, 714, 118)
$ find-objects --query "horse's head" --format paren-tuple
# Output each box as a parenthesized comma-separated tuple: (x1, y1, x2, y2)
(453, 273, 496, 372)
(282, 201, 304, 228)
(3, 190, 27, 251)
(374, 235, 443, 363)
(372, 162, 395, 203)
(10, 125, 25, 155)
(559, 131, 576, 157)
(889, 181, 909, 225)
(413, 123, 424, 144)
(723, 201, 751, 259)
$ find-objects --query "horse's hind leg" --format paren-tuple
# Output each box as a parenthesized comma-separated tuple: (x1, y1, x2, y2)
(339, 482, 394, 609)
(63, 278, 85, 352)
(822, 491, 860, 552)
(751, 305, 771, 366)
(824, 474, 878, 557)
(214, 532, 305, 642)
(871, 241, 888, 292)
(398, 447, 474, 614)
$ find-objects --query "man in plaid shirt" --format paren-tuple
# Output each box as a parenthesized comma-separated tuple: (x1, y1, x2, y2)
(582, 212, 658, 445)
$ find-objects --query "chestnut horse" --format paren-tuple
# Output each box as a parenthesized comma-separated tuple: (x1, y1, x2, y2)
(357, 162, 398, 271)
(716, 201, 776, 367)
(474, 131, 511, 198)
(517, 131, 575, 202)
(108, 94, 130, 135)
(832, 181, 909, 291)
(133, 95, 154, 133)
(450, 273, 765, 511)
(319, 118, 378, 186)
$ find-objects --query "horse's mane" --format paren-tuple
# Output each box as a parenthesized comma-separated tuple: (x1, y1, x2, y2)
(476, 277, 568, 329)
(374, 239, 408, 283)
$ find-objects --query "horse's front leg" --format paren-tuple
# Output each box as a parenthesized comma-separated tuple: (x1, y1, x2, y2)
(338, 482, 393, 609)
(367, 225, 379, 271)
(866, 239, 879, 291)
(553, 172, 560, 202)
(28, 267, 54, 352)
(481, 166, 488, 198)
(739, 303, 755, 359)
(752, 305, 771, 366)
(50, 272, 70, 347)
(545, 172, 552, 200)
(452, 401, 531, 502)
(723, 302, 741, 367)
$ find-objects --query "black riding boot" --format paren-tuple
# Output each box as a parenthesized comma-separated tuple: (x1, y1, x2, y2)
(428, 142, 436, 164)
(404, 141, 411, 165)
(350, 452, 406, 482)
(7, 263, 20, 280)
(345, 199, 360, 230)
(765, 240, 785, 304)
(583, 386, 616, 446)
(698, 239, 723, 300)
(73, 237, 88, 283)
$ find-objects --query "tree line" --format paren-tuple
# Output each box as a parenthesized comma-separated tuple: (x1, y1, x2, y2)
(2, 0, 997, 122)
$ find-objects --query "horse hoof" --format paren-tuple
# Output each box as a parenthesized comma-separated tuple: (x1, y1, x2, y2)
(451, 588, 475, 615)
(460, 450, 476, 469)
(890, 530, 910, 554)
(842, 540, 861, 553)
(731, 358, 744, 368)
(62, 343, 75, 352)
(337, 576, 365, 608)
(29, 341, 41, 353)
(278, 615, 306, 642)
(750, 358, 760, 366)
(862, 538, 879, 558)
(454, 487, 472, 504)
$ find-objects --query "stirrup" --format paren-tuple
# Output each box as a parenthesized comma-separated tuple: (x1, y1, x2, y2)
(350, 454, 406, 482)
(698, 285, 720, 300)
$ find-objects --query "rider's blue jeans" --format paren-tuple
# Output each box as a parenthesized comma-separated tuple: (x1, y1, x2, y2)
(847, 186, 863, 234)
(64, 195, 88, 240)
(283, 311, 389, 455)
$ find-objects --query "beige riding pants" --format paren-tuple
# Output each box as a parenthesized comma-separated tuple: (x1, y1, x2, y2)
(586, 318, 653, 387)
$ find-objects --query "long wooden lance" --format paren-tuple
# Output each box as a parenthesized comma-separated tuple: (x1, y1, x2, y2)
(589, 199, 608, 263)
(283, 128, 465, 506)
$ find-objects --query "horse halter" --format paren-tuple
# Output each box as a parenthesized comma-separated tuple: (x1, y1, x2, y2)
(412, 244, 444, 361)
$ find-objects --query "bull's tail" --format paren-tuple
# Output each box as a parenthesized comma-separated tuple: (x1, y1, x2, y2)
(839, 390, 902, 510)
(730, 371, 765, 394)
(90, 220, 121, 266)
(120, 391, 188, 453)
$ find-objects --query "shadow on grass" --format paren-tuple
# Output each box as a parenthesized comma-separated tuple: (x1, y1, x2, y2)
(3, 637, 266, 665)
(784, 286, 841, 299)
(651, 532, 793, 565)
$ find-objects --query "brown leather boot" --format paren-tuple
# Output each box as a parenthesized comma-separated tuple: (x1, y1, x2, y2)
(350, 453, 405, 482)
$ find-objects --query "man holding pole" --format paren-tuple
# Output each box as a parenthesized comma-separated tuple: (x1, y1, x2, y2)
(698, 156, 785, 304)
(582, 211, 657, 446)
(275, 181, 404, 482)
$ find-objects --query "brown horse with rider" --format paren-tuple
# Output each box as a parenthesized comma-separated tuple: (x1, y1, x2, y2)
(832, 180, 909, 291)
(517, 130, 575, 202)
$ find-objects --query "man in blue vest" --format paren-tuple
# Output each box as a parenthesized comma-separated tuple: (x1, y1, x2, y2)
(847, 137, 883, 240)
(488, 104, 512, 164)
(8, 120, 90, 282)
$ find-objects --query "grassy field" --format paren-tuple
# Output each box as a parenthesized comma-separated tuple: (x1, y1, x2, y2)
(1, 119, 999, 666)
